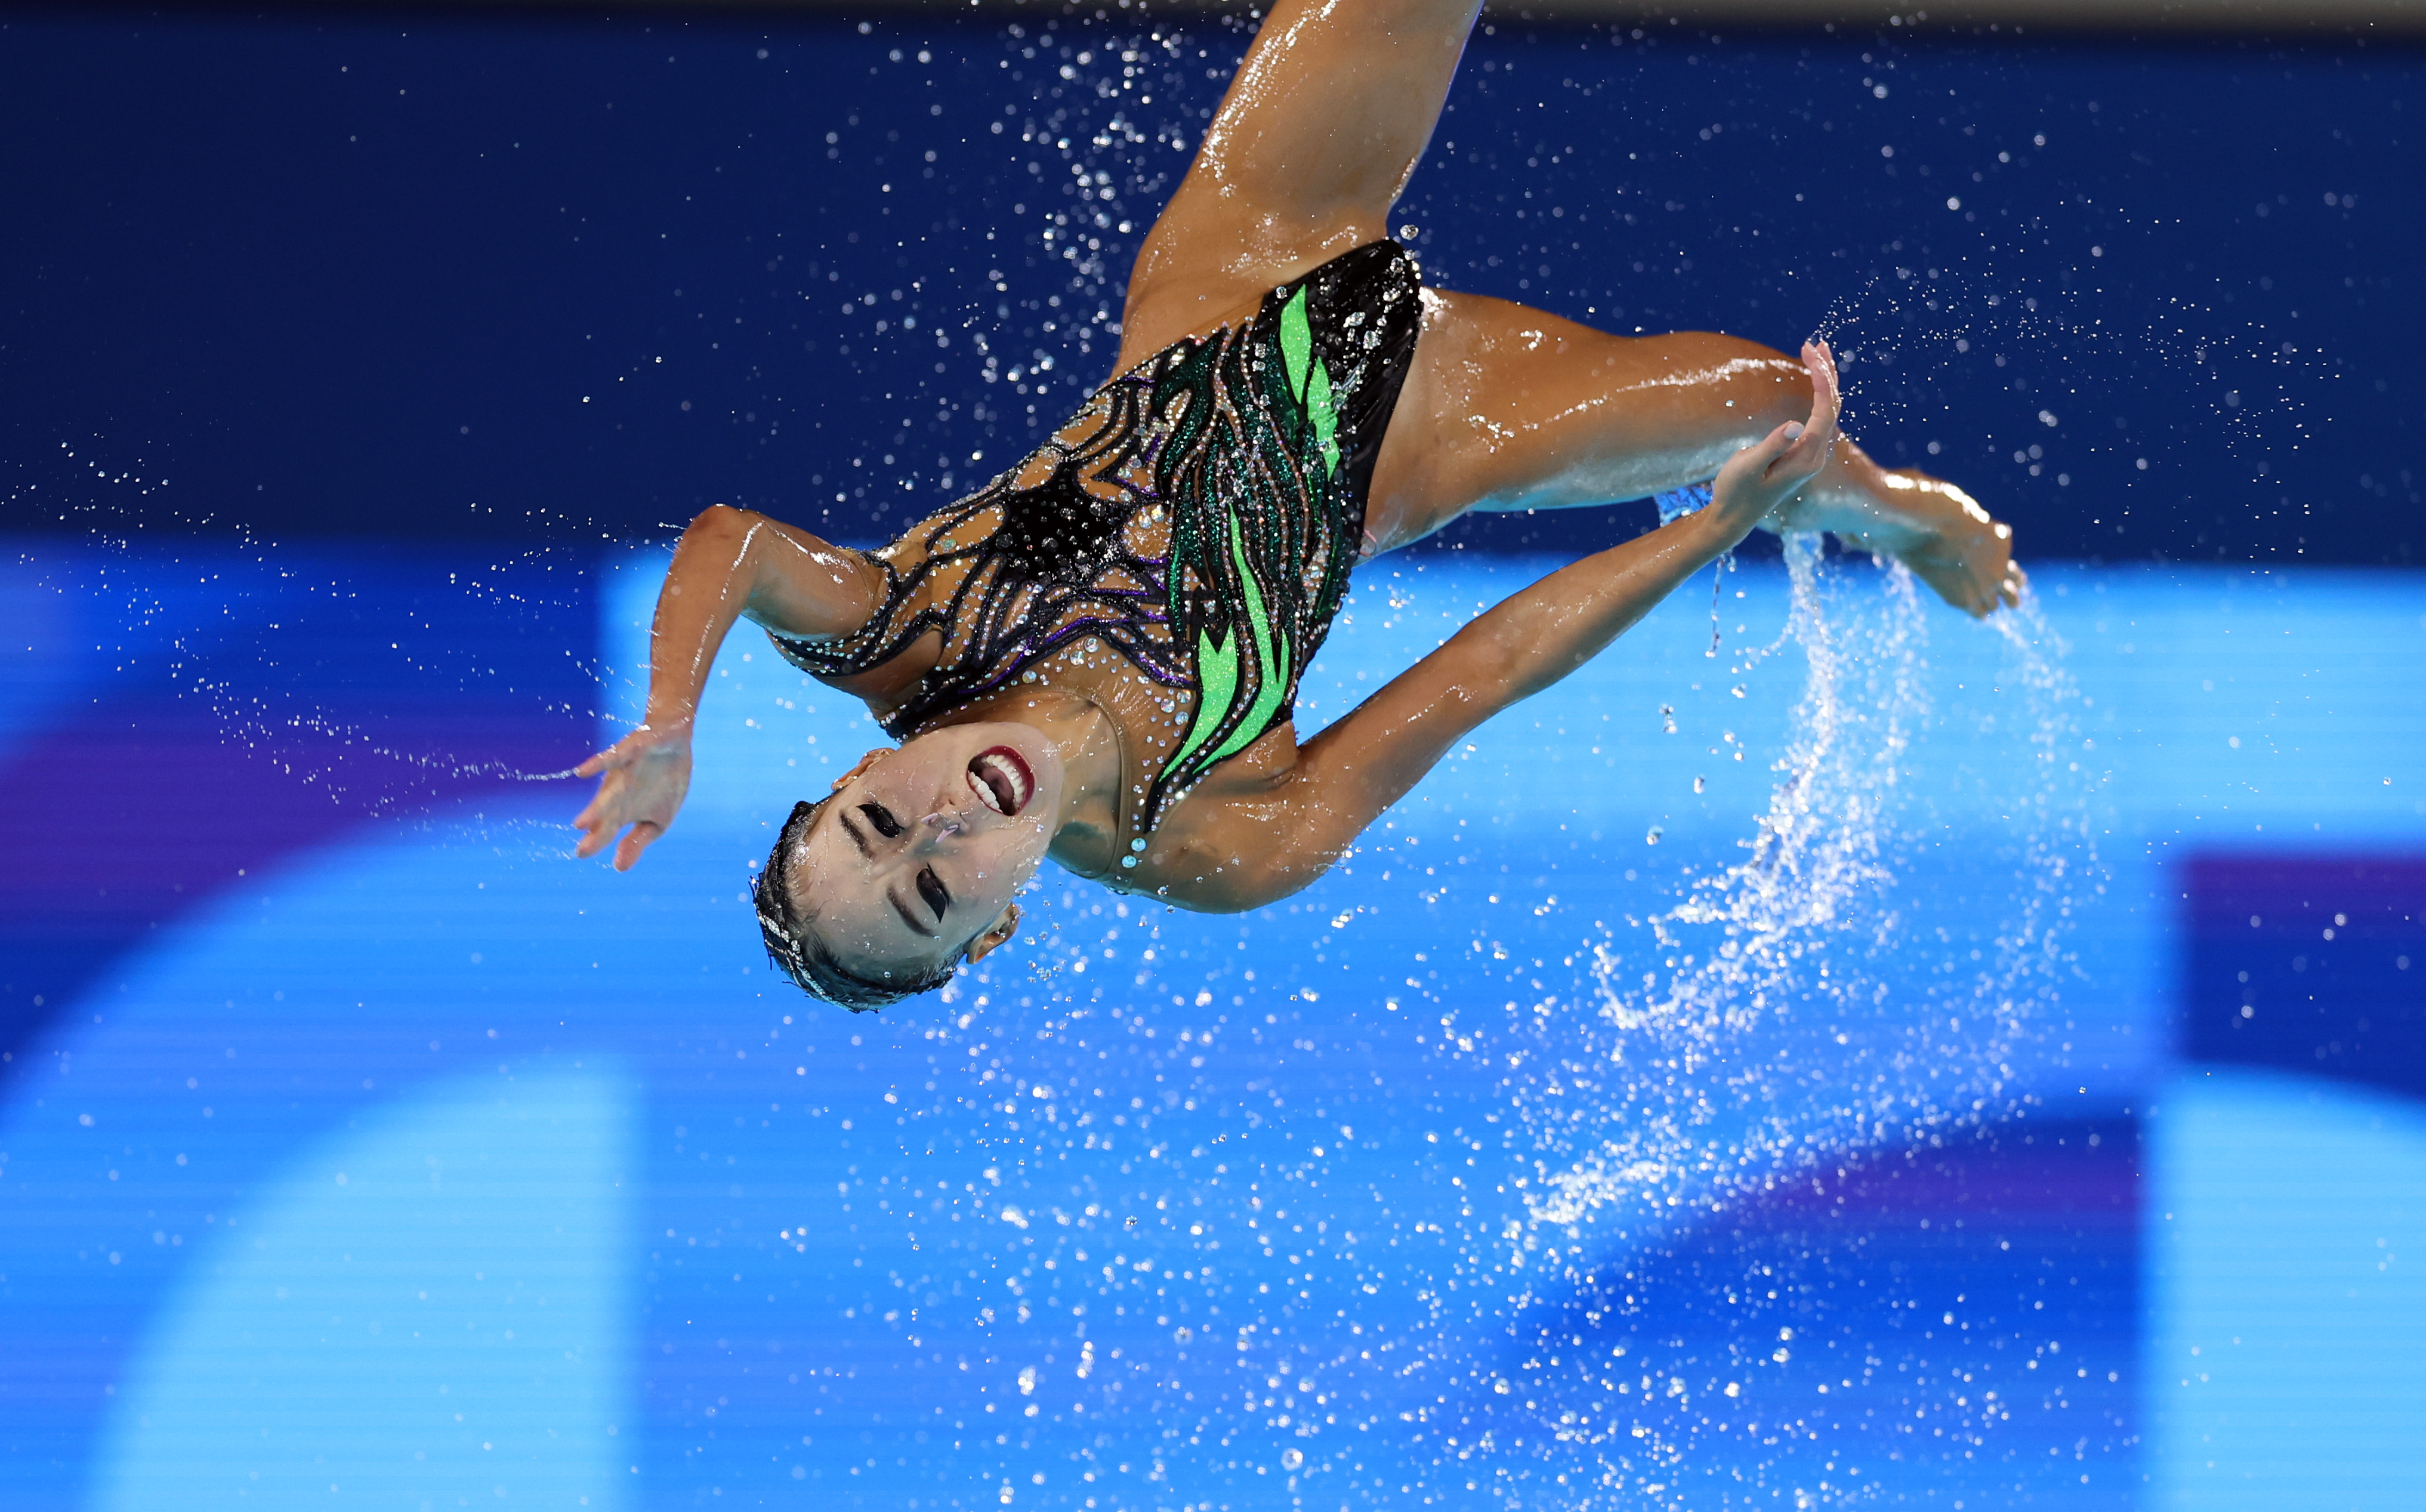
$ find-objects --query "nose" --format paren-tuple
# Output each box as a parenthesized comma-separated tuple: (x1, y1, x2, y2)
(919, 807, 968, 843)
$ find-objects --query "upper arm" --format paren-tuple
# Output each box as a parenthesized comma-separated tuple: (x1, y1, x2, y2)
(684, 507, 881, 643)
(1156, 632, 1510, 910)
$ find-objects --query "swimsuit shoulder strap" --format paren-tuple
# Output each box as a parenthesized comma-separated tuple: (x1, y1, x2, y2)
(1067, 680, 1147, 883)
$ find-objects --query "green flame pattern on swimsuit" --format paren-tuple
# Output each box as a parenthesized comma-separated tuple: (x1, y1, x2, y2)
(1158, 285, 1345, 810)
(1279, 284, 1342, 476)
(769, 242, 1419, 844)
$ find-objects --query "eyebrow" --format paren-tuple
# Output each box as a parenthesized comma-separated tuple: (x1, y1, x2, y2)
(887, 888, 938, 939)
(838, 808, 874, 860)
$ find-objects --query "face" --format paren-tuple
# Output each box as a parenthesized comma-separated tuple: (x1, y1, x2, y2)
(785, 722, 1065, 980)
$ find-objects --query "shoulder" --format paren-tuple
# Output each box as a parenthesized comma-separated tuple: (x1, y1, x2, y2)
(1114, 725, 1332, 913)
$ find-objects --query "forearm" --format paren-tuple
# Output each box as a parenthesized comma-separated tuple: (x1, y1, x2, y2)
(1278, 504, 1743, 854)
(1466, 505, 1740, 706)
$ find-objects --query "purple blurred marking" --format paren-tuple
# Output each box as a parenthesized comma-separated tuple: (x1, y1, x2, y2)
(1, 554, 598, 1064)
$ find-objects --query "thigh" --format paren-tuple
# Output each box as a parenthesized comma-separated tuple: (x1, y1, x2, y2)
(1115, 0, 1482, 370)
(1362, 289, 1811, 554)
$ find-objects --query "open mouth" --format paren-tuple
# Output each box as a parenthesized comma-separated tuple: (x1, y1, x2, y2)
(967, 745, 1035, 817)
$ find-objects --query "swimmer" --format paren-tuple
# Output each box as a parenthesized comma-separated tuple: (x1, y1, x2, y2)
(573, 0, 2024, 1009)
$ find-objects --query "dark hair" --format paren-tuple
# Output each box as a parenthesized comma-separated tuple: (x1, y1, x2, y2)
(752, 797, 962, 1013)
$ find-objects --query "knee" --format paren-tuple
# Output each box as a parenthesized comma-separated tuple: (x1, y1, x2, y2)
(684, 503, 757, 549)
(1708, 339, 1812, 424)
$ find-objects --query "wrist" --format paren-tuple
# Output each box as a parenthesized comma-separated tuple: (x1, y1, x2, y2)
(1672, 498, 1750, 563)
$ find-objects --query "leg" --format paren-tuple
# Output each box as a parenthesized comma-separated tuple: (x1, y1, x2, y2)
(1114, 0, 1483, 371)
(1369, 291, 2023, 616)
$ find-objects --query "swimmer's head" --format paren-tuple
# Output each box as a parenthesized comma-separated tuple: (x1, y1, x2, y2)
(752, 726, 1063, 1011)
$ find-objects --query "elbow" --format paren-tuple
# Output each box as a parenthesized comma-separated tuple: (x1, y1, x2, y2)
(1249, 849, 1326, 903)
(682, 504, 777, 579)
(669, 505, 776, 614)
(1226, 856, 1324, 912)
(678, 505, 760, 566)
(1479, 633, 1530, 694)
(687, 503, 751, 541)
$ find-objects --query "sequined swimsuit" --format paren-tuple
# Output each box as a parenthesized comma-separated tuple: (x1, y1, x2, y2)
(771, 242, 1423, 847)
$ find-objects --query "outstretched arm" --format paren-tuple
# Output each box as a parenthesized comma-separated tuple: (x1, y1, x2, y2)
(1162, 344, 1840, 909)
(573, 506, 881, 870)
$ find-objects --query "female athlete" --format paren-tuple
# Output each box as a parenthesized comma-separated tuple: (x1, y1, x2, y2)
(573, 0, 2023, 1008)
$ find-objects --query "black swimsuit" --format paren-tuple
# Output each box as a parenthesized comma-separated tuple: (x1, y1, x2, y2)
(773, 241, 1423, 847)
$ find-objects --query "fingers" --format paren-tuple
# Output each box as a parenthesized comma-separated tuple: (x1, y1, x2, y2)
(1746, 419, 1800, 471)
(1773, 340, 1841, 476)
(572, 732, 691, 868)
(573, 780, 626, 859)
(1801, 339, 1841, 435)
(613, 821, 663, 873)
(574, 813, 658, 868)
(1714, 420, 1800, 501)
(572, 795, 609, 840)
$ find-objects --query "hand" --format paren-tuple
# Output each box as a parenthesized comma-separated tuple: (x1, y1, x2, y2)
(1707, 340, 1841, 541)
(572, 725, 694, 871)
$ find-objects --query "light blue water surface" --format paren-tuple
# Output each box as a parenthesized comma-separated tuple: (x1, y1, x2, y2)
(5, 554, 2424, 1508)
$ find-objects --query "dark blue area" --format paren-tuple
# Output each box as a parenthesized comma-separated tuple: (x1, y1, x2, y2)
(1, 11, 2417, 563)
(1483, 1115, 2140, 1505)
(2180, 853, 2426, 1100)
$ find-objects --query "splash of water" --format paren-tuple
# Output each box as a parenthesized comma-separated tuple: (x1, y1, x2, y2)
(1408, 539, 2103, 1499)
(1504, 538, 1913, 1240)
(1517, 537, 2094, 1237)
(13, 535, 605, 819)
(1809, 260, 2324, 495)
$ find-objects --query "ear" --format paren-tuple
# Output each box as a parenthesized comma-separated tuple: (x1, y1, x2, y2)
(963, 902, 1021, 963)
(831, 746, 894, 792)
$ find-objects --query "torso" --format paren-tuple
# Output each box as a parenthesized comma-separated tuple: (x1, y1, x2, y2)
(773, 242, 1422, 894)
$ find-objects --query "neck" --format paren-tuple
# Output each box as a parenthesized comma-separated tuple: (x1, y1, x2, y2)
(1027, 687, 1124, 836)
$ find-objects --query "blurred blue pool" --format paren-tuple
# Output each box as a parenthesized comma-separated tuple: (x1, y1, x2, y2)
(3, 539, 2421, 1510)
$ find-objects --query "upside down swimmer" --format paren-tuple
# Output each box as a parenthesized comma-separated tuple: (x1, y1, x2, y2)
(574, 0, 2022, 1011)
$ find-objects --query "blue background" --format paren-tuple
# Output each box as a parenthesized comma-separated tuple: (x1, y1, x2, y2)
(4, 6, 2425, 1509)
(8, 542, 2424, 1507)
(2, 8, 2419, 562)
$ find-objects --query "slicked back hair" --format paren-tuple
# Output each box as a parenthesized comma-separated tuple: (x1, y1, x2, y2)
(752, 797, 961, 1012)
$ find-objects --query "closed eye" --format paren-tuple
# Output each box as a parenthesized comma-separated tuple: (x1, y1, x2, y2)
(858, 802, 905, 839)
(916, 866, 952, 922)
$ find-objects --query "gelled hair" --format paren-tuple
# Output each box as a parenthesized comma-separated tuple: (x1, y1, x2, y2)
(752, 798, 960, 1013)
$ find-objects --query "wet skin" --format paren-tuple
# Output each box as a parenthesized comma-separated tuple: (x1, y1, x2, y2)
(779, 725, 1060, 973)
(579, 0, 2025, 989)
(658, 341, 1841, 988)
